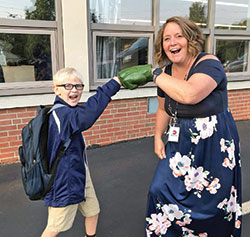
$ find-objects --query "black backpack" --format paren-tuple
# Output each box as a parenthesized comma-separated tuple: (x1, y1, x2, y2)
(18, 104, 71, 200)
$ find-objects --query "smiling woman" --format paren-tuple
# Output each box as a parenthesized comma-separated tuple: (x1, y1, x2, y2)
(145, 16, 242, 237)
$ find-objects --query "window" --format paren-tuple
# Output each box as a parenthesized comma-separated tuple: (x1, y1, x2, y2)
(214, 0, 250, 80)
(160, 0, 208, 28)
(89, 0, 250, 87)
(89, 0, 154, 88)
(93, 32, 153, 83)
(215, 0, 249, 30)
(0, 33, 52, 83)
(0, 0, 63, 96)
(216, 39, 249, 73)
(0, 0, 55, 21)
(89, 0, 152, 25)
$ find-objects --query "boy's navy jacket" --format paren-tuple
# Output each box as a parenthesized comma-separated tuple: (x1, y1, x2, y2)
(44, 79, 120, 207)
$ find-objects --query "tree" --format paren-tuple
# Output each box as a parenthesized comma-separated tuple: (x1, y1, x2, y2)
(24, 0, 55, 70)
(189, 2, 206, 28)
(25, 0, 55, 21)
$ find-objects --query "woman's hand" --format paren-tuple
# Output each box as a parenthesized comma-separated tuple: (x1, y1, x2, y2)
(154, 138, 166, 159)
(154, 96, 169, 160)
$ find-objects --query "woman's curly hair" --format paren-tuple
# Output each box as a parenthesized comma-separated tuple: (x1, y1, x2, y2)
(154, 16, 205, 67)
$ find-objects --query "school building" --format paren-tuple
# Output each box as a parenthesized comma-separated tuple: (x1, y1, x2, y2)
(1, 0, 250, 164)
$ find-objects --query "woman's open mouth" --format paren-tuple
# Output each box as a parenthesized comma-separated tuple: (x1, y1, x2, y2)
(171, 48, 181, 54)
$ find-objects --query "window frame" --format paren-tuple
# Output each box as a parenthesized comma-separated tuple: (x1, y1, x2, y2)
(92, 30, 154, 87)
(88, 0, 155, 89)
(214, 32, 250, 82)
(0, 0, 64, 97)
(88, 0, 250, 87)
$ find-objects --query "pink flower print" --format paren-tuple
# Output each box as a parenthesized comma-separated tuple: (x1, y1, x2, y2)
(182, 227, 208, 237)
(235, 220, 241, 229)
(220, 138, 226, 152)
(182, 227, 195, 236)
(189, 128, 200, 144)
(227, 141, 235, 159)
(221, 139, 236, 170)
(217, 198, 228, 209)
(191, 135, 200, 144)
(176, 214, 192, 226)
(217, 186, 242, 229)
(162, 204, 183, 221)
(227, 187, 238, 213)
(184, 167, 209, 192)
(223, 158, 235, 170)
(146, 229, 152, 237)
(194, 116, 217, 140)
(169, 152, 191, 178)
(147, 213, 171, 235)
(199, 233, 208, 237)
(206, 178, 221, 194)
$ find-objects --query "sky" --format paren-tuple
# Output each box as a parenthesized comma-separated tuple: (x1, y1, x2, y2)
(90, 0, 250, 28)
(0, 0, 249, 28)
(0, 0, 35, 19)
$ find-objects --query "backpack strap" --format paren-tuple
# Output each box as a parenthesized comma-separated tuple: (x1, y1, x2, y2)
(42, 103, 74, 199)
(49, 103, 66, 113)
(42, 135, 74, 199)
(49, 103, 72, 150)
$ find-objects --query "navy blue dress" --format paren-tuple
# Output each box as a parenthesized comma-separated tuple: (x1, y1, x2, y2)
(146, 53, 242, 236)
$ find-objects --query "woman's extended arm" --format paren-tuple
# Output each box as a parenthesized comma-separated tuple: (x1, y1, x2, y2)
(155, 72, 217, 105)
(155, 56, 219, 104)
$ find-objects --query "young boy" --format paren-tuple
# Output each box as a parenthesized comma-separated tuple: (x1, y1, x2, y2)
(41, 67, 121, 237)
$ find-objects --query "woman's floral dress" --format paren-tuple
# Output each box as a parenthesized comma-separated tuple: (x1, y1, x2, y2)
(146, 53, 242, 237)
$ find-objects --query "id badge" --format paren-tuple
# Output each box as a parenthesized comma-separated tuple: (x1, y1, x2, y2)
(168, 125, 180, 142)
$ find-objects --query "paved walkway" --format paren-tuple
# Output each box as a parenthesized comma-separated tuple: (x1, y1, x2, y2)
(0, 120, 250, 236)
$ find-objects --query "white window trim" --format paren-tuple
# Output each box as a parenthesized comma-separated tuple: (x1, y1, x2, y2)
(0, 87, 158, 109)
(1, 79, 250, 110)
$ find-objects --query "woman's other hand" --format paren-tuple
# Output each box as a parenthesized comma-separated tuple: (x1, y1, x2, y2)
(154, 96, 169, 159)
(154, 138, 166, 159)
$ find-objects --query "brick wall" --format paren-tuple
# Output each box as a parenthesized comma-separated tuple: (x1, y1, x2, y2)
(83, 98, 155, 147)
(228, 89, 250, 120)
(0, 98, 155, 164)
(0, 89, 250, 164)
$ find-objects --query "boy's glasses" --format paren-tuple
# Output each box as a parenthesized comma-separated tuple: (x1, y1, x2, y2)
(56, 83, 84, 90)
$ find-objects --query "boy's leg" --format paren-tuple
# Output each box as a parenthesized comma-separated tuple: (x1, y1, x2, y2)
(79, 165, 100, 236)
(41, 204, 78, 237)
(85, 214, 99, 235)
(41, 229, 59, 237)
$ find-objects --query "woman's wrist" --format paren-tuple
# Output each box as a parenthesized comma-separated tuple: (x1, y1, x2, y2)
(154, 134, 163, 141)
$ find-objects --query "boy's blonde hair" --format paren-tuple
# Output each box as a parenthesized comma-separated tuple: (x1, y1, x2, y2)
(53, 67, 83, 85)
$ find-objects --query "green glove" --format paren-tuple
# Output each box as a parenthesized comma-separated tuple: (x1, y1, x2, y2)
(118, 64, 153, 90)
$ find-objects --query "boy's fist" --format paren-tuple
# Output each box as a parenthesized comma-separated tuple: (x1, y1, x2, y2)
(118, 64, 153, 90)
